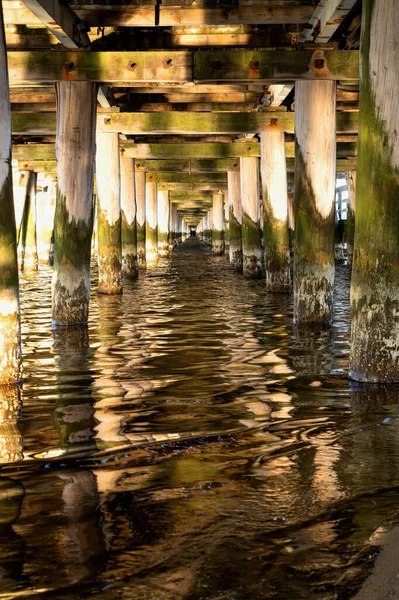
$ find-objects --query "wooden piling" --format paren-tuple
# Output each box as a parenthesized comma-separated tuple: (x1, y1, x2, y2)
(212, 192, 224, 255)
(293, 80, 336, 323)
(227, 170, 242, 270)
(240, 157, 262, 278)
(52, 81, 97, 327)
(19, 171, 38, 271)
(157, 189, 170, 257)
(120, 157, 138, 278)
(350, 0, 399, 382)
(135, 171, 146, 268)
(260, 130, 291, 292)
(0, 3, 21, 382)
(145, 180, 158, 265)
(96, 132, 122, 294)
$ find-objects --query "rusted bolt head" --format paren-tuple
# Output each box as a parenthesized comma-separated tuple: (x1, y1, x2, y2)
(314, 58, 325, 69)
(249, 60, 260, 70)
(163, 58, 173, 69)
(64, 62, 75, 73)
(127, 61, 137, 72)
(104, 117, 111, 125)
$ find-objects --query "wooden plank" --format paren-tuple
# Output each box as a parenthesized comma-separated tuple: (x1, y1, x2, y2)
(300, 0, 358, 44)
(11, 111, 358, 136)
(146, 172, 227, 184)
(135, 159, 240, 172)
(13, 140, 357, 161)
(194, 49, 359, 82)
(97, 111, 358, 135)
(159, 5, 315, 26)
(17, 159, 57, 172)
(285, 157, 357, 172)
(158, 183, 227, 191)
(122, 142, 260, 159)
(7, 51, 192, 84)
(21, 0, 89, 48)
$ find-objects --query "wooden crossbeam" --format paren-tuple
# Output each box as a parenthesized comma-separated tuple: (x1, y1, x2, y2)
(122, 142, 260, 159)
(194, 49, 359, 82)
(158, 183, 227, 191)
(12, 140, 357, 161)
(146, 172, 227, 184)
(7, 50, 359, 85)
(135, 159, 240, 172)
(64, 4, 315, 28)
(12, 111, 359, 135)
(17, 156, 357, 174)
(8, 51, 193, 85)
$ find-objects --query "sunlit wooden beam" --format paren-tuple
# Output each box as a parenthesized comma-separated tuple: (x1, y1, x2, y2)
(21, 0, 90, 48)
(300, 0, 358, 44)
(7, 50, 359, 85)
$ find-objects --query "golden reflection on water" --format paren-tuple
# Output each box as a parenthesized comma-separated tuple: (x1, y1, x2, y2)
(1, 240, 399, 599)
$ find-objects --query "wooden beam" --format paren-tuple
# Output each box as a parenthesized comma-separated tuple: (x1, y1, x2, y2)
(12, 111, 359, 136)
(7, 50, 359, 85)
(194, 49, 359, 82)
(13, 140, 358, 162)
(122, 142, 260, 159)
(65, 4, 315, 28)
(300, 0, 358, 44)
(20, 0, 90, 48)
(7, 51, 192, 85)
(135, 159, 240, 172)
(96, 111, 358, 135)
(158, 183, 227, 191)
(146, 172, 227, 184)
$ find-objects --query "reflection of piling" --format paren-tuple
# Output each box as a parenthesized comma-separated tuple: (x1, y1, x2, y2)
(57, 468, 105, 583)
(53, 328, 97, 455)
(0, 385, 23, 464)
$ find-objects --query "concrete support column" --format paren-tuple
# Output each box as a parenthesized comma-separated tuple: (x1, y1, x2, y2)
(345, 170, 356, 263)
(36, 176, 56, 265)
(135, 171, 146, 268)
(350, 0, 399, 382)
(53, 81, 97, 328)
(0, 5, 21, 383)
(145, 180, 158, 265)
(157, 189, 170, 257)
(260, 130, 291, 292)
(96, 132, 122, 294)
(294, 80, 336, 323)
(212, 192, 224, 255)
(227, 170, 242, 271)
(120, 157, 138, 278)
(240, 157, 262, 278)
(18, 170, 38, 271)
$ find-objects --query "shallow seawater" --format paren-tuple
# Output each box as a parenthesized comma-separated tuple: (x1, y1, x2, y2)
(1, 238, 399, 600)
